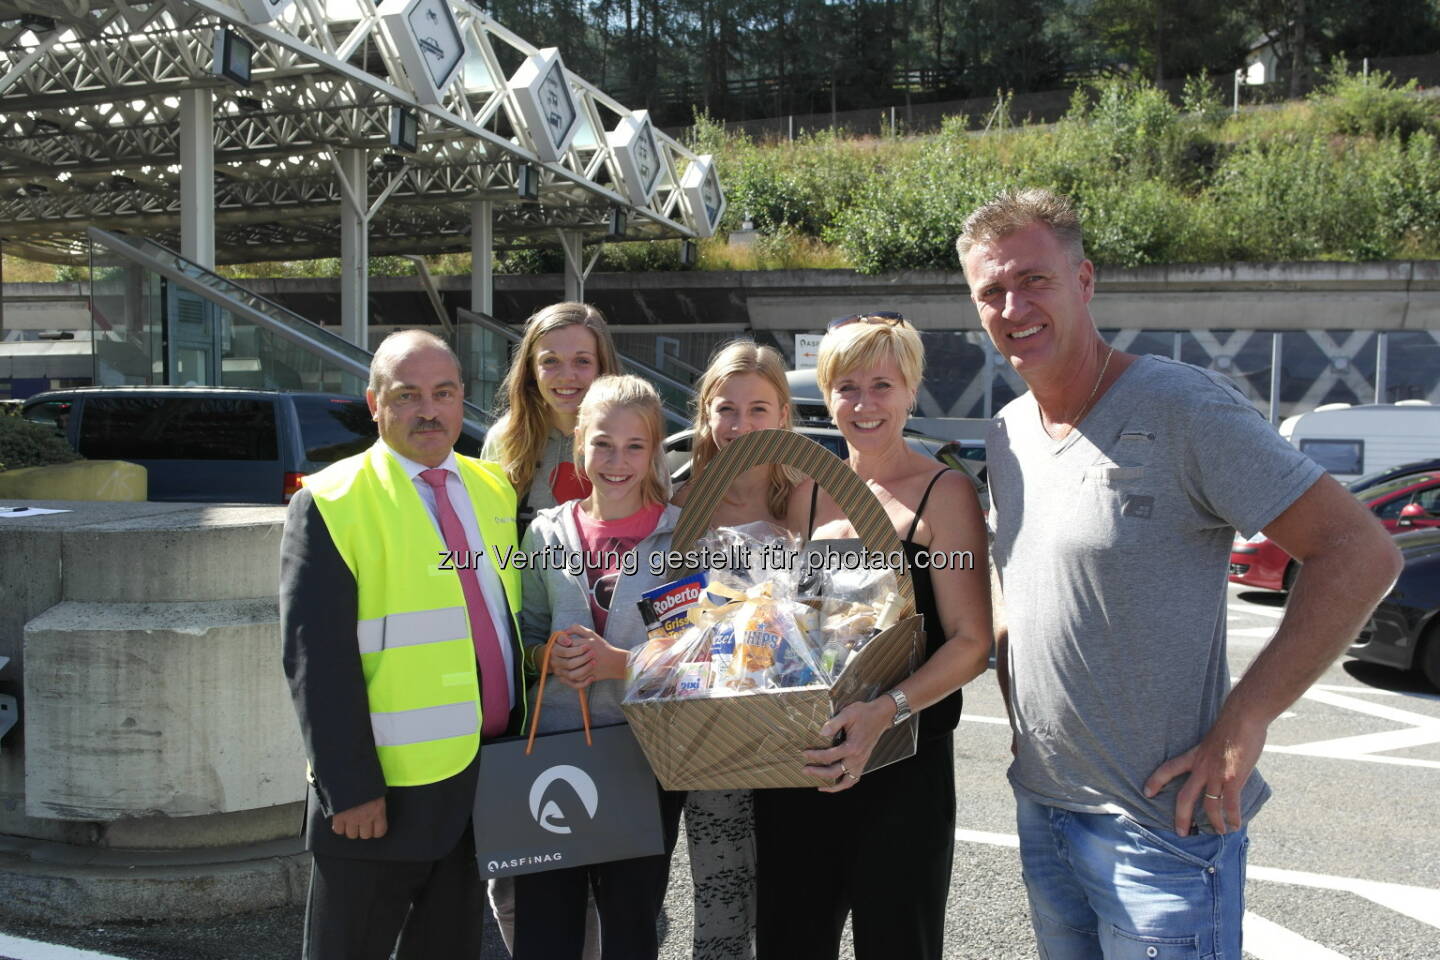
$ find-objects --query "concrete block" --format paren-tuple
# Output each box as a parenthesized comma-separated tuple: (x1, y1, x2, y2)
(0, 834, 308, 925)
(0, 461, 147, 502)
(22, 599, 305, 821)
(60, 505, 286, 602)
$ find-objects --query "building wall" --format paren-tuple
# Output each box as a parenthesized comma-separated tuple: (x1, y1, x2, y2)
(5, 260, 1438, 417)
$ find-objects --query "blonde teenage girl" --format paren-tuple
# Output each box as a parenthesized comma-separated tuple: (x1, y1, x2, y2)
(672, 340, 797, 959)
(483, 301, 621, 527)
(484, 301, 618, 955)
(511, 375, 684, 960)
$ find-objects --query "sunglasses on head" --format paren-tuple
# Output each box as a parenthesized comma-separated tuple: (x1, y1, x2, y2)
(827, 311, 907, 332)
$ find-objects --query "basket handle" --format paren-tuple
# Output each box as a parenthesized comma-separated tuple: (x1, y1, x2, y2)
(524, 631, 593, 755)
(667, 429, 914, 613)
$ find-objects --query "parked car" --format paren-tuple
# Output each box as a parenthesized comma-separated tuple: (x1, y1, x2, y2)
(1347, 528, 1440, 690)
(1229, 470, 1440, 591)
(21, 386, 484, 504)
(1348, 458, 1440, 494)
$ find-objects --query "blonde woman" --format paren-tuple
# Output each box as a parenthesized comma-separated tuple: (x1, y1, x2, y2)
(673, 340, 797, 960)
(757, 315, 993, 960)
(482, 301, 621, 527)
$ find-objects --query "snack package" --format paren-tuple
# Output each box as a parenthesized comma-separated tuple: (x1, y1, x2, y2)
(638, 571, 711, 642)
(626, 523, 894, 701)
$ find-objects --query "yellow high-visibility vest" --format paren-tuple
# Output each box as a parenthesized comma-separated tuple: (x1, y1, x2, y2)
(305, 443, 523, 786)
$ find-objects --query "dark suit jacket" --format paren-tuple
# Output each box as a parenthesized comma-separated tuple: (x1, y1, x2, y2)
(280, 484, 526, 862)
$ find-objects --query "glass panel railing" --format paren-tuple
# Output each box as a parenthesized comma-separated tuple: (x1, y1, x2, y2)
(89, 228, 372, 394)
(455, 308, 517, 418)
(85, 228, 493, 439)
(89, 241, 163, 385)
(456, 308, 694, 431)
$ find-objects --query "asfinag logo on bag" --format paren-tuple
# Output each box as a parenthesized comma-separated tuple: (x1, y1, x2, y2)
(529, 764, 599, 835)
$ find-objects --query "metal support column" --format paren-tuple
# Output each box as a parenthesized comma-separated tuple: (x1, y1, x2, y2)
(559, 230, 584, 302)
(1172, 331, 1183, 361)
(471, 200, 493, 316)
(1375, 331, 1388, 404)
(338, 149, 368, 349)
(1269, 332, 1283, 425)
(178, 88, 216, 269)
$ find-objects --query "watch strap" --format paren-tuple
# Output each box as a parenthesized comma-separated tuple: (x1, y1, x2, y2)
(887, 688, 911, 726)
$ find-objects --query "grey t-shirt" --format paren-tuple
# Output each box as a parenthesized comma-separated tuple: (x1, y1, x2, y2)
(481, 424, 576, 514)
(987, 354, 1324, 833)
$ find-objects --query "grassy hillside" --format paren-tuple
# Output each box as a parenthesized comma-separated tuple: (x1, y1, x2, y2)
(699, 64, 1440, 273)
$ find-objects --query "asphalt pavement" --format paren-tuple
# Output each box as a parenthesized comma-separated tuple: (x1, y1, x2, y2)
(3, 583, 1438, 960)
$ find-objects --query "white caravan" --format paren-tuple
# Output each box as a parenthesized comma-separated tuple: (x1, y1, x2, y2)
(1279, 402, 1440, 483)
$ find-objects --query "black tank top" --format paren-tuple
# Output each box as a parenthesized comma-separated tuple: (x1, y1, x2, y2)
(807, 468, 963, 739)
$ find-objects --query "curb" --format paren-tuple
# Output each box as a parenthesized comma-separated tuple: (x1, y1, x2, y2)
(0, 836, 308, 926)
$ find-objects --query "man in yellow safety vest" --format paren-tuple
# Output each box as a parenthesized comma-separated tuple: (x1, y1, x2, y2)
(281, 328, 526, 959)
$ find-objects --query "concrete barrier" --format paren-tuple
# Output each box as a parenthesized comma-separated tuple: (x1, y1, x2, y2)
(0, 499, 307, 923)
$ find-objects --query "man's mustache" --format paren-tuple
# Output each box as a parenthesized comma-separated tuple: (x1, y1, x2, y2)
(411, 418, 446, 433)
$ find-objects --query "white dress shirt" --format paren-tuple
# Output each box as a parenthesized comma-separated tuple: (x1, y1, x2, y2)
(380, 441, 517, 703)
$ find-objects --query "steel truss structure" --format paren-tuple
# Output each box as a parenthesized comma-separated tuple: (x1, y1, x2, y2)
(0, 0, 713, 264)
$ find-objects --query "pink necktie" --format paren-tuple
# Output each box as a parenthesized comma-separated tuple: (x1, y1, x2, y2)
(420, 468, 510, 738)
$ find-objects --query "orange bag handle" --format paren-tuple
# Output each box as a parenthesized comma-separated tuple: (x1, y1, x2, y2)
(525, 631, 592, 755)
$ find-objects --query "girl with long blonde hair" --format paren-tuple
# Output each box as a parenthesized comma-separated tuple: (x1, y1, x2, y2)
(512, 375, 684, 960)
(673, 339, 797, 960)
(483, 301, 621, 525)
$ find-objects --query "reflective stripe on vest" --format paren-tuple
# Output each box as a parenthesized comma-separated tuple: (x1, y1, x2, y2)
(371, 701, 479, 747)
(357, 607, 469, 656)
(305, 444, 524, 788)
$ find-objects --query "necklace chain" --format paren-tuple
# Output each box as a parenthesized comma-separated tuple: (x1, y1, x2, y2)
(1045, 346, 1114, 440)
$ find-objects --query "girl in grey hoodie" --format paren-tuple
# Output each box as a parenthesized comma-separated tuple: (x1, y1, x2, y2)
(510, 375, 683, 960)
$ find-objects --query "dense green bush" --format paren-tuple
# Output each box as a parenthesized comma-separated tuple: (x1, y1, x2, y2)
(0, 417, 80, 473)
(1309, 60, 1438, 142)
(734, 68, 1440, 273)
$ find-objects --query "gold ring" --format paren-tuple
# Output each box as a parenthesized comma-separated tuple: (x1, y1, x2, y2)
(1204, 792, 1222, 801)
(845, 771, 859, 781)
(839, 760, 850, 776)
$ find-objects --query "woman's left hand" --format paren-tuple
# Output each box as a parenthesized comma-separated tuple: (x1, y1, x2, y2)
(801, 696, 896, 793)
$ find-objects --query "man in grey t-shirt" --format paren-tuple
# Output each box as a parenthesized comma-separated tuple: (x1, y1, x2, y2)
(957, 189, 1401, 960)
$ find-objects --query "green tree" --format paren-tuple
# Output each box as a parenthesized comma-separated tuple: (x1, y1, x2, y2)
(1070, 0, 1251, 85)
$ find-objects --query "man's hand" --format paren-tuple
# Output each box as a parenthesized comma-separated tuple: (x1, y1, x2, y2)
(1143, 710, 1268, 835)
(331, 796, 388, 839)
(1146, 475, 1399, 837)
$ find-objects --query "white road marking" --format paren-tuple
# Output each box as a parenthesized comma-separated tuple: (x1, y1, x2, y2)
(1230, 604, 1285, 619)
(1310, 683, 1402, 696)
(954, 829, 1440, 931)
(960, 714, 1010, 725)
(1301, 687, 1440, 727)
(1266, 687, 1440, 767)
(1243, 911, 1351, 960)
(1310, 682, 1440, 704)
(1248, 864, 1440, 931)
(1230, 627, 1278, 638)
(1263, 745, 1440, 770)
(0, 933, 129, 960)
(955, 828, 1019, 848)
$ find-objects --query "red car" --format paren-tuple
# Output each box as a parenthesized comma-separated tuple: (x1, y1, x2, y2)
(1229, 471, 1440, 591)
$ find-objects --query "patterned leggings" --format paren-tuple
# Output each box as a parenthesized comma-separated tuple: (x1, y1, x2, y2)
(686, 789, 757, 960)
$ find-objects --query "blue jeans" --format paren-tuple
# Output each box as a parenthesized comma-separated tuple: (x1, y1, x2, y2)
(1015, 793, 1248, 960)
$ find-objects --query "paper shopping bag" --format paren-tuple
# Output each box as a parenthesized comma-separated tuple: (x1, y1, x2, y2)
(473, 632, 664, 878)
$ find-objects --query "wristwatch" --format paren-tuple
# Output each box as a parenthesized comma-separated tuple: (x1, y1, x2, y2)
(887, 688, 912, 727)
